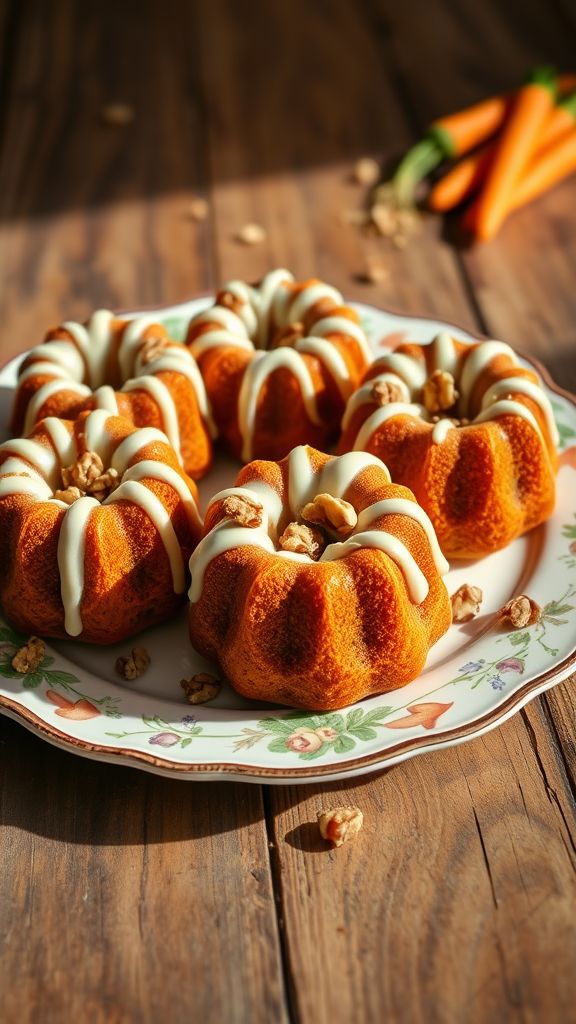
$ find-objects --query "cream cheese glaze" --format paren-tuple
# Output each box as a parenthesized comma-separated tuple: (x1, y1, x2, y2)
(345, 332, 559, 451)
(188, 446, 448, 604)
(0, 411, 201, 637)
(186, 269, 372, 461)
(14, 310, 216, 460)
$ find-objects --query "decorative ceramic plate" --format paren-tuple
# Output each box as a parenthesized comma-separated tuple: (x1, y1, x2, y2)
(1, 299, 575, 783)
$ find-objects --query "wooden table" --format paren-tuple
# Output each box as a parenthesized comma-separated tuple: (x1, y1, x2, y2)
(1, 2, 575, 1021)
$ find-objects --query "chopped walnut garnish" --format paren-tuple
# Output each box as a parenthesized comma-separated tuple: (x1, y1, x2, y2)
(352, 157, 380, 187)
(115, 646, 151, 681)
(318, 806, 364, 848)
(500, 596, 541, 629)
(187, 197, 209, 222)
(12, 636, 45, 673)
(222, 494, 263, 528)
(301, 493, 357, 536)
(181, 673, 221, 704)
(217, 290, 244, 314)
(278, 522, 326, 560)
(370, 379, 405, 405)
(451, 584, 483, 623)
(270, 321, 305, 348)
(138, 335, 170, 365)
(369, 190, 420, 247)
(100, 102, 135, 126)
(362, 259, 388, 285)
(236, 222, 267, 246)
(54, 486, 83, 505)
(423, 370, 459, 414)
(61, 452, 119, 501)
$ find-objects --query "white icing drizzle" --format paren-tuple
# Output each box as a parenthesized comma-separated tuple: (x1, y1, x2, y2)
(295, 337, 353, 400)
(117, 316, 158, 379)
(287, 283, 342, 323)
(431, 419, 456, 444)
(186, 272, 371, 457)
(344, 333, 557, 455)
(458, 340, 516, 415)
(111, 427, 171, 475)
(104, 479, 185, 593)
(353, 403, 426, 452)
(341, 374, 411, 431)
(61, 310, 115, 388)
(0, 475, 53, 501)
(121, 460, 202, 531)
(472, 400, 544, 441)
(321, 532, 429, 604)
(431, 332, 458, 376)
(1, 414, 200, 637)
(188, 446, 445, 606)
(310, 316, 372, 363)
(135, 352, 217, 439)
(123, 375, 182, 457)
(0, 437, 58, 484)
(43, 417, 77, 467)
(480, 376, 559, 446)
(238, 349, 322, 462)
(355, 498, 449, 574)
(17, 361, 72, 385)
(255, 268, 295, 347)
(93, 385, 120, 414)
(57, 496, 100, 636)
(188, 330, 254, 359)
(373, 353, 427, 390)
(23, 380, 92, 435)
(20, 342, 85, 381)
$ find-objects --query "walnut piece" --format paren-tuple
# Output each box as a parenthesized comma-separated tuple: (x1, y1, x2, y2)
(317, 806, 364, 848)
(12, 636, 45, 673)
(500, 595, 541, 629)
(236, 222, 267, 246)
(61, 451, 119, 501)
(54, 486, 83, 505)
(270, 321, 305, 349)
(370, 379, 405, 405)
(115, 646, 151, 681)
(222, 494, 263, 528)
(138, 335, 170, 366)
(451, 584, 483, 623)
(187, 197, 209, 222)
(100, 102, 135, 126)
(352, 157, 380, 187)
(181, 673, 221, 704)
(301, 493, 357, 536)
(362, 259, 388, 285)
(423, 370, 459, 414)
(278, 522, 326, 560)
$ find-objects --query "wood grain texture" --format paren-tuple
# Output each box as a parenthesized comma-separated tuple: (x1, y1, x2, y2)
(0, 0, 575, 1022)
(0, 715, 287, 1024)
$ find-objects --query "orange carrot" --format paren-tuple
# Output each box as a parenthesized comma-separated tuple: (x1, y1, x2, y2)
(429, 90, 576, 212)
(511, 128, 576, 208)
(473, 67, 557, 241)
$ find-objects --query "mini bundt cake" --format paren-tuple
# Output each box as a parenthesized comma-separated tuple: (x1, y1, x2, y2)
(185, 269, 371, 462)
(12, 310, 216, 480)
(339, 333, 559, 559)
(188, 445, 451, 710)
(0, 410, 202, 644)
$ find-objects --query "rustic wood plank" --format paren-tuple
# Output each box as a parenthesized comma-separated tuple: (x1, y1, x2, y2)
(0, 3, 287, 1021)
(268, 710, 576, 1024)
(0, 716, 287, 1024)
(194, 0, 479, 333)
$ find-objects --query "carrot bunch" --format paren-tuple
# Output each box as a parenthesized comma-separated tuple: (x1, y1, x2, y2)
(382, 68, 576, 242)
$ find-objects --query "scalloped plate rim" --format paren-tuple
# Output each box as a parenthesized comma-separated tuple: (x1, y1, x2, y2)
(0, 296, 574, 784)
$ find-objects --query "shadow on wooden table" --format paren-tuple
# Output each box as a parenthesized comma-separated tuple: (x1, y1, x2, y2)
(0, 716, 270, 844)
